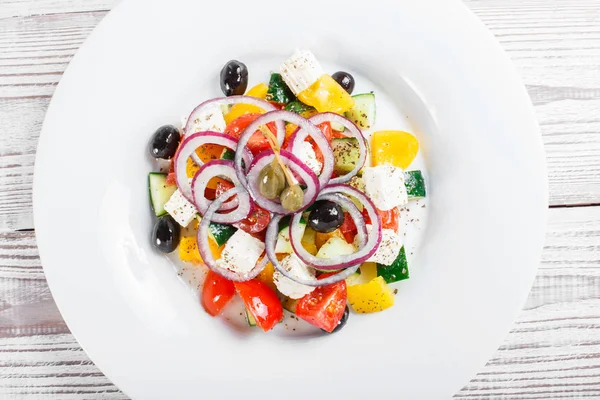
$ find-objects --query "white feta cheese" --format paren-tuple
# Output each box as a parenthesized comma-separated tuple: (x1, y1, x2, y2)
(358, 225, 403, 266)
(183, 105, 226, 135)
(217, 230, 265, 274)
(280, 49, 324, 96)
(363, 165, 408, 211)
(294, 140, 322, 175)
(273, 254, 316, 299)
(163, 189, 197, 227)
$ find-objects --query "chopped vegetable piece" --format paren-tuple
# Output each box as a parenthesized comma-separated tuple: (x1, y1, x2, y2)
(285, 101, 316, 117)
(224, 83, 269, 124)
(344, 93, 376, 129)
(331, 138, 361, 175)
(234, 280, 284, 332)
(178, 236, 202, 264)
(256, 261, 277, 291)
(404, 170, 427, 199)
(298, 74, 355, 114)
(208, 222, 237, 247)
(202, 270, 235, 316)
(295, 275, 347, 332)
(266, 73, 296, 104)
(377, 246, 409, 283)
(371, 130, 419, 169)
(148, 173, 177, 217)
(347, 276, 395, 313)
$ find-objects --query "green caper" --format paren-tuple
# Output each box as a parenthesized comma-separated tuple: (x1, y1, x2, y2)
(280, 184, 304, 211)
(258, 163, 285, 199)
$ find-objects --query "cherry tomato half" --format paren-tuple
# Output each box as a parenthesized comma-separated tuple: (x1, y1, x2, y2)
(234, 280, 283, 332)
(202, 270, 236, 316)
(238, 206, 271, 234)
(362, 207, 399, 231)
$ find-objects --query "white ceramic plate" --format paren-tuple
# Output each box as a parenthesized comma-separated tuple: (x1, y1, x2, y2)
(33, 0, 547, 398)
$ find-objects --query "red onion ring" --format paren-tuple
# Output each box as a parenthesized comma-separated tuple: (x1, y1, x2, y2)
(174, 132, 251, 203)
(234, 110, 334, 192)
(245, 149, 319, 215)
(197, 186, 267, 282)
(184, 95, 285, 138)
(289, 184, 382, 270)
(306, 113, 368, 184)
(265, 215, 359, 287)
(191, 160, 253, 223)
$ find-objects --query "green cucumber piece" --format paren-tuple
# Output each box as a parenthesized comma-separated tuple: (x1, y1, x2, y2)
(148, 173, 177, 217)
(281, 297, 299, 313)
(208, 223, 237, 247)
(266, 73, 296, 104)
(377, 246, 409, 284)
(245, 308, 257, 327)
(220, 148, 235, 161)
(285, 101, 315, 115)
(331, 138, 360, 175)
(344, 93, 376, 129)
(404, 170, 426, 199)
(316, 237, 356, 259)
(275, 217, 306, 254)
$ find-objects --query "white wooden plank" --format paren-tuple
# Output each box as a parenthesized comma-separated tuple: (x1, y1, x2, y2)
(0, 0, 119, 19)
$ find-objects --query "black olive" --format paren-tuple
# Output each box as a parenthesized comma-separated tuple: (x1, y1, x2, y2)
(220, 60, 249, 96)
(322, 306, 350, 334)
(152, 215, 180, 253)
(308, 200, 344, 233)
(331, 71, 355, 95)
(148, 125, 181, 159)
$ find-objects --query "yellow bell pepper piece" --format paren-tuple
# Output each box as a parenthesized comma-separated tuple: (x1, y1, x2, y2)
(179, 236, 222, 265)
(256, 262, 277, 291)
(301, 242, 318, 256)
(297, 75, 355, 114)
(224, 83, 269, 125)
(347, 276, 395, 313)
(371, 130, 419, 169)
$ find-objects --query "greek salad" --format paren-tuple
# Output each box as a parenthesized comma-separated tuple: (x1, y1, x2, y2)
(147, 50, 427, 333)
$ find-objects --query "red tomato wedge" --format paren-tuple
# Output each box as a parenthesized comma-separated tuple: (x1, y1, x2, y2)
(295, 275, 347, 333)
(224, 113, 277, 156)
(202, 270, 235, 316)
(339, 211, 358, 243)
(361, 207, 400, 231)
(239, 206, 271, 233)
(234, 280, 283, 332)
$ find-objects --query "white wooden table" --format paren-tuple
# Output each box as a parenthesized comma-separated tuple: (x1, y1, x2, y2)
(1, 0, 599, 398)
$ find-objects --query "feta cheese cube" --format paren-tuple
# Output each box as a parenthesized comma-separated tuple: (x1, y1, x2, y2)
(163, 189, 197, 227)
(217, 230, 265, 274)
(280, 49, 324, 96)
(273, 254, 316, 299)
(363, 165, 408, 211)
(294, 140, 322, 175)
(183, 105, 226, 135)
(358, 225, 403, 266)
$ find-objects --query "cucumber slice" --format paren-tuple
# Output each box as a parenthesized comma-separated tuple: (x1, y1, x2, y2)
(316, 237, 356, 259)
(266, 73, 296, 104)
(376, 246, 409, 284)
(148, 173, 177, 217)
(208, 223, 237, 247)
(285, 101, 315, 115)
(344, 93, 376, 130)
(281, 296, 299, 313)
(275, 217, 306, 254)
(244, 308, 257, 327)
(404, 170, 426, 199)
(331, 138, 360, 175)
(220, 148, 235, 161)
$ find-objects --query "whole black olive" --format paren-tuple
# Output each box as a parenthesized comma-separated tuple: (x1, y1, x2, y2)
(148, 125, 181, 159)
(331, 71, 355, 95)
(220, 60, 249, 96)
(152, 215, 180, 253)
(308, 200, 344, 233)
(322, 306, 350, 334)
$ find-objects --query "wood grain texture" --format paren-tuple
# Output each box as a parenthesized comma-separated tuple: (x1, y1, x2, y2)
(0, 0, 599, 399)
